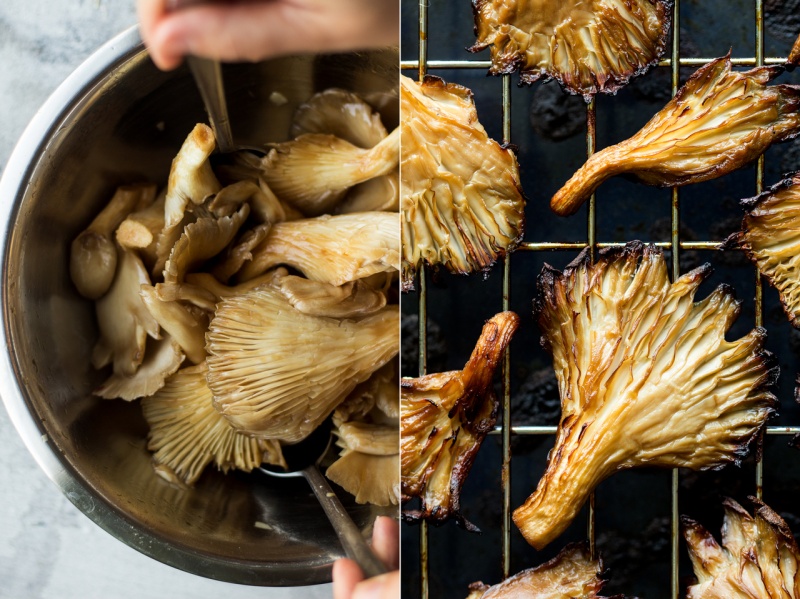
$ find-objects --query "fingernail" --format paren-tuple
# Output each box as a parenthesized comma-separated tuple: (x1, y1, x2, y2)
(352, 575, 388, 599)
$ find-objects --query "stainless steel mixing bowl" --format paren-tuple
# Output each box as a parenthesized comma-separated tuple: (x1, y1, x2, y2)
(0, 26, 398, 586)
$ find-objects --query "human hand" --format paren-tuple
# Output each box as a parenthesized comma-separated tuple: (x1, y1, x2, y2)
(137, 0, 399, 70)
(332, 516, 399, 599)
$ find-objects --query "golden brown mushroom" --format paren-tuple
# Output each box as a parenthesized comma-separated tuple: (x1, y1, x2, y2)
(683, 497, 800, 598)
(401, 75, 525, 291)
(514, 242, 777, 550)
(730, 172, 800, 328)
(465, 543, 610, 599)
(401, 311, 519, 530)
(550, 56, 800, 216)
(470, 0, 672, 99)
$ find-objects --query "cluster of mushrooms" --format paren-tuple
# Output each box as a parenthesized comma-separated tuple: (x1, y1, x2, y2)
(70, 88, 401, 506)
(400, 1, 800, 597)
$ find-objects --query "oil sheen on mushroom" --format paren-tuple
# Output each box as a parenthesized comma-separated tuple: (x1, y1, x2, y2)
(469, 0, 672, 99)
(514, 242, 777, 550)
(465, 543, 611, 599)
(729, 172, 800, 328)
(401, 75, 525, 291)
(550, 55, 800, 216)
(683, 498, 800, 598)
(401, 311, 520, 530)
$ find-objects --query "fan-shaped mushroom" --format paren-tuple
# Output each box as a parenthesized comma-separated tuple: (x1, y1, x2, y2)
(290, 88, 388, 148)
(683, 497, 800, 598)
(71, 184, 156, 300)
(551, 56, 800, 216)
(142, 363, 285, 486)
(401, 311, 520, 530)
(401, 75, 525, 291)
(237, 212, 400, 286)
(206, 282, 399, 442)
(465, 543, 611, 599)
(261, 127, 399, 216)
(513, 243, 777, 550)
(470, 0, 672, 99)
(95, 335, 184, 401)
(729, 172, 800, 328)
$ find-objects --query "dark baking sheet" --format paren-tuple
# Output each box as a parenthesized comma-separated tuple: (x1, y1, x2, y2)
(401, 1, 800, 597)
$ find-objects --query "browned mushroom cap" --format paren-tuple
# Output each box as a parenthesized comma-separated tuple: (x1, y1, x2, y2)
(237, 212, 400, 286)
(470, 0, 672, 99)
(142, 363, 285, 486)
(95, 335, 184, 401)
(326, 452, 399, 507)
(682, 497, 800, 598)
(206, 283, 399, 442)
(465, 543, 610, 599)
(260, 127, 399, 216)
(731, 172, 800, 328)
(290, 88, 388, 148)
(513, 242, 777, 550)
(401, 311, 520, 530)
(550, 56, 800, 216)
(401, 75, 525, 291)
(92, 247, 160, 377)
(71, 184, 156, 300)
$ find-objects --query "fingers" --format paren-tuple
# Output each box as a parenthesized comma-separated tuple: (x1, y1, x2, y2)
(351, 570, 400, 599)
(333, 558, 365, 599)
(371, 516, 399, 570)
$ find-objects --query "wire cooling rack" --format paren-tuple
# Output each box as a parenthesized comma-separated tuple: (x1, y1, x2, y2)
(401, 1, 800, 598)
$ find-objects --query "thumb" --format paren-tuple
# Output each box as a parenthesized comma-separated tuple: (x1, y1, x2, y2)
(352, 570, 400, 599)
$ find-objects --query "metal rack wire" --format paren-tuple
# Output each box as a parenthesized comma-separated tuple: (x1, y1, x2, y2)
(403, 1, 800, 598)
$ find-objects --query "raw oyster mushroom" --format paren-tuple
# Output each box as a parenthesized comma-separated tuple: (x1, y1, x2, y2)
(730, 172, 800, 328)
(206, 278, 399, 442)
(466, 543, 611, 599)
(551, 55, 800, 216)
(401, 311, 520, 530)
(470, 0, 672, 99)
(401, 75, 525, 291)
(683, 497, 800, 598)
(514, 242, 777, 550)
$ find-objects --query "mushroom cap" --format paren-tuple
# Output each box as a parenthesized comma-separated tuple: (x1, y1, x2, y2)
(290, 88, 388, 148)
(206, 283, 399, 442)
(513, 242, 777, 550)
(400, 75, 525, 291)
(683, 498, 800, 598)
(470, 0, 672, 99)
(326, 452, 399, 507)
(142, 363, 286, 486)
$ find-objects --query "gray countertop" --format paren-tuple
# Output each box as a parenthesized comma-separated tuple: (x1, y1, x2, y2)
(0, 2, 330, 597)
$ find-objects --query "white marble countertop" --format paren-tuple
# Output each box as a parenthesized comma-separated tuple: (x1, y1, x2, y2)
(0, 2, 330, 597)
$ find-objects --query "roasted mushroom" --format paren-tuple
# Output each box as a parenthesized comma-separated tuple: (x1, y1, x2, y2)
(791, 32, 800, 66)
(142, 363, 285, 486)
(401, 75, 525, 291)
(401, 311, 519, 530)
(513, 243, 777, 550)
(550, 55, 800, 216)
(729, 172, 800, 328)
(683, 497, 800, 598)
(206, 277, 399, 442)
(465, 543, 610, 599)
(469, 0, 672, 99)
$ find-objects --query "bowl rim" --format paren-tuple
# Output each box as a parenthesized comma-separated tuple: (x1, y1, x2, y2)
(0, 24, 351, 587)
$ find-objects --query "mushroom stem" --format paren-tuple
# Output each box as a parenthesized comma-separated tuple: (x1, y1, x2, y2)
(549, 148, 625, 216)
(70, 185, 154, 299)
